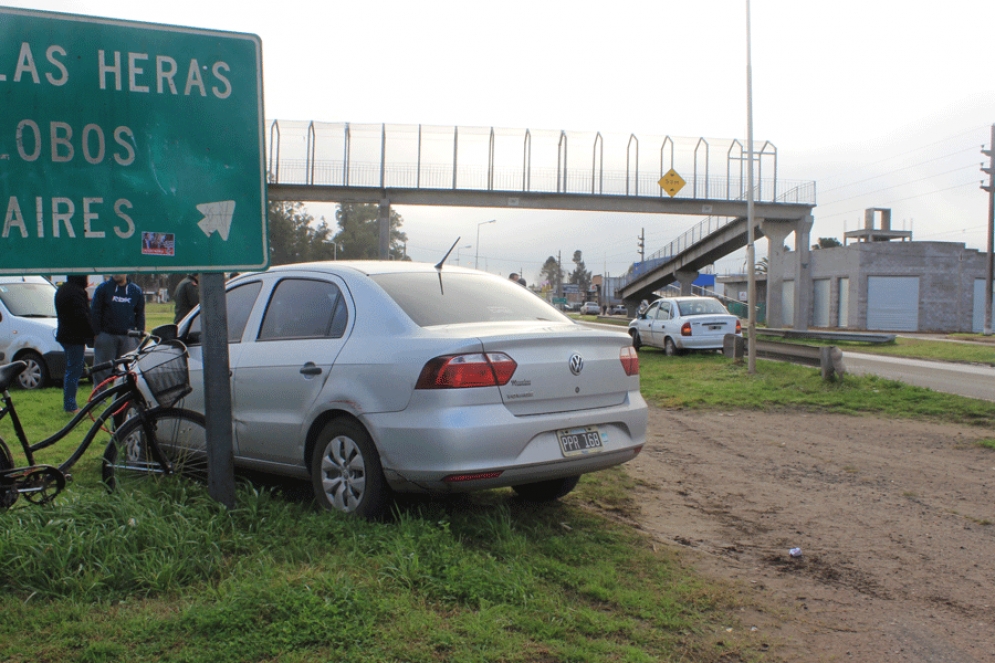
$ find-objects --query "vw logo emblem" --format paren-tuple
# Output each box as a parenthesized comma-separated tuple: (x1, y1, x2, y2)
(568, 353, 584, 376)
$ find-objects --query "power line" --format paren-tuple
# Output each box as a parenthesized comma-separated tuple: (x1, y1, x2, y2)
(817, 124, 988, 189)
(821, 164, 980, 206)
(818, 146, 979, 197)
(816, 180, 980, 222)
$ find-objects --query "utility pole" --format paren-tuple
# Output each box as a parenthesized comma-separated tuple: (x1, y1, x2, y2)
(745, 0, 758, 373)
(982, 124, 994, 336)
(637, 228, 645, 262)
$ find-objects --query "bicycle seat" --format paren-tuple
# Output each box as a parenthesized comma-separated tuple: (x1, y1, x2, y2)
(0, 361, 27, 392)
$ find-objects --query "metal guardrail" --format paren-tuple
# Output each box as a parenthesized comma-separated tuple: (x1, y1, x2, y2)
(757, 329, 896, 344)
(733, 337, 846, 380)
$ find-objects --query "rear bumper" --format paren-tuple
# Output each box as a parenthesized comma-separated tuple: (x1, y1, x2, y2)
(674, 333, 740, 351)
(364, 390, 648, 494)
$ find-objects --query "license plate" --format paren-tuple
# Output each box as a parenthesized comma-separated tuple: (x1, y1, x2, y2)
(556, 426, 607, 457)
(708, 324, 723, 330)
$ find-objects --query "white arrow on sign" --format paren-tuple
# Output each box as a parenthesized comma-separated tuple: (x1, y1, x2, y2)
(196, 201, 236, 240)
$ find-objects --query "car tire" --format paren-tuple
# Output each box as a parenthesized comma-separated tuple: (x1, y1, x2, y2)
(513, 475, 580, 502)
(15, 351, 48, 390)
(310, 418, 391, 520)
(664, 337, 678, 356)
(629, 329, 642, 350)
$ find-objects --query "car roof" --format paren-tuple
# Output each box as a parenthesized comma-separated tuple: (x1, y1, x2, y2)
(0, 276, 53, 285)
(248, 261, 492, 278)
(657, 296, 719, 302)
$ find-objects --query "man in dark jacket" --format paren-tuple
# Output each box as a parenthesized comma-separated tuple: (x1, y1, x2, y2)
(55, 276, 95, 413)
(91, 275, 145, 387)
(173, 274, 199, 323)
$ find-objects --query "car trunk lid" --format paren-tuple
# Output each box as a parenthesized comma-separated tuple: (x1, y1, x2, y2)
(430, 322, 635, 416)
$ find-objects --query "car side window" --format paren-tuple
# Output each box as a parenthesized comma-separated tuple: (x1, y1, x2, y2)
(258, 278, 348, 341)
(186, 281, 263, 344)
(659, 302, 671, 320)
(645, 302, 659, 319)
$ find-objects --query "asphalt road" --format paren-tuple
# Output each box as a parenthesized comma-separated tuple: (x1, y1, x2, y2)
(842, 352, 995, 402)
(580, 320, 995, 403)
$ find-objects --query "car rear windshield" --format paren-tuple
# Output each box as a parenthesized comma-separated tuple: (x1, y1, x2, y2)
(676, 299, 729, 317)
(0, 282, 57, 317)
(371, 273, 570, 327)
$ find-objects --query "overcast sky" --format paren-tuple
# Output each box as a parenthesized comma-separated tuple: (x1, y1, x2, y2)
(9, 0, 994, 282)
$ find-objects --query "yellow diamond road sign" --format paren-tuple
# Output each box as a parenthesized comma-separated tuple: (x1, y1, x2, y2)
(658, 169, 686, 197)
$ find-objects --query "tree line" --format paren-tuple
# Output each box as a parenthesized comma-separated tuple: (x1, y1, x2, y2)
(268, 201, 408, 265)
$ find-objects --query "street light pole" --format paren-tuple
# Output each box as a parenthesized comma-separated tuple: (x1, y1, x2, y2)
(745, 0, 758, 373)
(474, 219, 496, 270)
(456, 244, 471, 266)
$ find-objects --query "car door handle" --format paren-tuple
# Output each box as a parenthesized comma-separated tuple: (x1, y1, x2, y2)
(300, 363, 322, 376)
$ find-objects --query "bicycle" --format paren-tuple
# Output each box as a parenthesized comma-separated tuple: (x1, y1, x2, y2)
(0, 325, 208, 509)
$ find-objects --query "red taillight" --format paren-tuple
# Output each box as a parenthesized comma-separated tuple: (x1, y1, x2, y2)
(415, 352, 517, 389)
(735, 319, 742, 334)
(620, 346, 639, 376)
(681, 322, 692, 337)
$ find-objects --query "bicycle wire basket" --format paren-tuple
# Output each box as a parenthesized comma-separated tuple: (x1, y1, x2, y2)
(135, 340, 192, 408)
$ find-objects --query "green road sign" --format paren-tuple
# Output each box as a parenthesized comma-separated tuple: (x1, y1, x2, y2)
(0, 8, 268, 274)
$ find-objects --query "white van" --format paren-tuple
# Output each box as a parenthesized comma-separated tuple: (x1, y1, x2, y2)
(0, 276, 92, 389)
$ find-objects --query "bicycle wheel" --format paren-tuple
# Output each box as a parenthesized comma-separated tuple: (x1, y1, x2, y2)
(102, 408, 208, 493)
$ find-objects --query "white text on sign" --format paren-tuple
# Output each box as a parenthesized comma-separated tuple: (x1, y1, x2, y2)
(0, 42, 233, 99)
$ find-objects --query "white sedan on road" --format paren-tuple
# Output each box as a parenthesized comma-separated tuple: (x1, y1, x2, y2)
(178, 261, 647, 519)
(628, 296, 741, 355)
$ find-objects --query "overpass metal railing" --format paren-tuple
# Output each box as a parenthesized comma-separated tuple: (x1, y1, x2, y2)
(267, 120, 816, 205)
(621, 179, 817, 288)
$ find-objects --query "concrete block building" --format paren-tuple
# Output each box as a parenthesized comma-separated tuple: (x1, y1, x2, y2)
(771, 209, 994, 332)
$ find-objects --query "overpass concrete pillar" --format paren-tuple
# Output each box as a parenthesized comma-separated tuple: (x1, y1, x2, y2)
(760, 219, 793, 328)
(674, 270, 698, 296)
(792, 215, 815, 330)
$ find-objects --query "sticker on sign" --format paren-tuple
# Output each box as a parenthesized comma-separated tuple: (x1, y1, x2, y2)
(0, 8, 268, 274)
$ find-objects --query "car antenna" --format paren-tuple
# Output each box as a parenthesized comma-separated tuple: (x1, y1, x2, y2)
(435, 236, 461, 270)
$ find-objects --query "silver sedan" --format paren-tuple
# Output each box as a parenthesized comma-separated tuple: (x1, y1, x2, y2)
(178, 261, 647, 519)
(628, 296, 741, 355)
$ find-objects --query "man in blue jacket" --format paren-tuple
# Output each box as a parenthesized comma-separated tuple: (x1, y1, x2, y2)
(91, 274, 145, 387)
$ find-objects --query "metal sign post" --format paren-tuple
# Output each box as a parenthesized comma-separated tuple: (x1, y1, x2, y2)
(0, 8, 269, 507)
(198, 273, 235, 507)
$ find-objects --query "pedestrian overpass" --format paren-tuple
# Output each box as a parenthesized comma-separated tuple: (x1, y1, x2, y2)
(265, 120, 818, 328)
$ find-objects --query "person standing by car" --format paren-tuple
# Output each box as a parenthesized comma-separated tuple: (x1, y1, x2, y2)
(173, 273, 200, 323)
(91, 274, 145, 387)
(55, 276, 95, 413)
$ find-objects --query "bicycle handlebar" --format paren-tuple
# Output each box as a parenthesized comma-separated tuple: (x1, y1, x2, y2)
(84, 329, 165, 378)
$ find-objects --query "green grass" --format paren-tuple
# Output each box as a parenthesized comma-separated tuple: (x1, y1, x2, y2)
(6, 346, 993, 661)
(636, 348, 995, 427)
(0, 387, 766, 663)
(145, 302, 175, 330)
(754, 333, 995, 366)
(978, 439, 995, 450)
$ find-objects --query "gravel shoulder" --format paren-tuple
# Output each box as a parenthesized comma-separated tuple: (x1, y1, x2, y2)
(623, 407, 995, 662)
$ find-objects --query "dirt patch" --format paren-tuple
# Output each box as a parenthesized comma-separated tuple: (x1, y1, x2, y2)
(624, 407, 995, 662)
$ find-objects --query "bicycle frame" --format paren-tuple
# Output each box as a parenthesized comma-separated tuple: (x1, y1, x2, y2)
(0, 372, 150, 476)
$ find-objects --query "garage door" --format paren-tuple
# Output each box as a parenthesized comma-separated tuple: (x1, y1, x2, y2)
(838, 277, 850, 327)
(973, 279, 995, 332)
(812, 279, 830, 327)
(867, 276, 919, 331)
